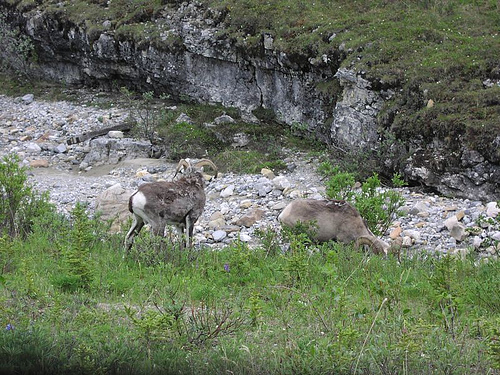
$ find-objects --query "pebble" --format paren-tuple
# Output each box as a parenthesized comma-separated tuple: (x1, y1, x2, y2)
(1, 93, 499, 257)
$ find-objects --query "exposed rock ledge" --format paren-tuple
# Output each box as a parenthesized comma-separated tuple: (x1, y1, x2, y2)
(1, 1, 499, 200)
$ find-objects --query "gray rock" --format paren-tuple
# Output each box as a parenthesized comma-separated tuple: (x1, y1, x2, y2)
(239, 233, 252, 242)
(214, 114, 235, 124)
(21, 94, 34, 105)
(25, 142, 42, 154)
(212, 230, 227, 242)
(472, 236, 483, 249)
(444, 215, 459, 231)
(220, 184, 235, 198)
(272, 176, 291, 190)
(410, 201, 429, 215)
(231, 132, 250, 148)
(486, 202, 499, 218)
(82, 138, 152, 167)
(55, 143, 67, 153)
(108, 131, 124, 138)
(176, 113, 193, 124)
(450, 223, 467, 242)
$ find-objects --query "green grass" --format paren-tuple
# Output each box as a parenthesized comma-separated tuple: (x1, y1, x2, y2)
(1, 205, 500, 374)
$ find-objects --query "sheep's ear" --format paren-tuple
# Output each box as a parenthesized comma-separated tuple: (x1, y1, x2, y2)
(202, 172, 213, 181)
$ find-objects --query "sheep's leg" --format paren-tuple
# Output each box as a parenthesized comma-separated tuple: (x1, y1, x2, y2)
(174, 225, 185, 249)
(151, 221, 165, 237)
(124, 214, 144, 253)
(185, 215, 193, 248)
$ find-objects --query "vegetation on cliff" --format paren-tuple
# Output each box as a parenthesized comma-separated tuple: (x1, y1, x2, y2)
(1, 0, 499, 192)
(3, 0, 499, 161)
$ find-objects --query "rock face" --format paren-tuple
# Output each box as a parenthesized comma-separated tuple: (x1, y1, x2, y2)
(17, 2, 337, 139)
(1, 1, 499, 200)
(331, 69, 391, 149)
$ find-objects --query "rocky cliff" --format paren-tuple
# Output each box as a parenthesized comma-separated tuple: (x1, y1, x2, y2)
(1, 0, 498, 200)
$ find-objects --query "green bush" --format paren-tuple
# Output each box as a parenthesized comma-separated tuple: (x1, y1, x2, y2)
(121, 88, 170, 144)
(0, 154, 54, 238)
(319, 161, 405, 235)
(54, 203, 110, 291)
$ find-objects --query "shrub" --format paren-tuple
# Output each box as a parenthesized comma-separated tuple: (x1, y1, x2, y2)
(319, 161, 405, 235)
(53, 203, 105, 291)
(121, 88, 170, 144)
(0, 154, 54, 238)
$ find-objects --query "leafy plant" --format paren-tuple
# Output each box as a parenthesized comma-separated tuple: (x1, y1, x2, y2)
(319, 161, 406, 235)
(125, 306, 175, 358)
(428, 255, 463, 337)
(486, 318, 500, 369)
(0, 154, 54, 238)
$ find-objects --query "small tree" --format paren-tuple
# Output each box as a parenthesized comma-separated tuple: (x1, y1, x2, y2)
(0, 154, 53, 238)
(121, 88, 169, 143)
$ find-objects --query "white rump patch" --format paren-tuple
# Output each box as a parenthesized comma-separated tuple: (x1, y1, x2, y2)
(132, 191, 147, 211)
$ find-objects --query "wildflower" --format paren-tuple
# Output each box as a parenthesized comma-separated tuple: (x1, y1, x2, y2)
(5, 323, 13, 331)
(224, 263, 230, 272)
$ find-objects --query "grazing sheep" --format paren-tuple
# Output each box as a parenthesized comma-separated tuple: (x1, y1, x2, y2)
(278, 198, 390, 255)
(124, 159, 217, 251)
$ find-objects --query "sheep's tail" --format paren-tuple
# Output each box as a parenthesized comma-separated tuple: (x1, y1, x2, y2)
(128, 193, 135, 213)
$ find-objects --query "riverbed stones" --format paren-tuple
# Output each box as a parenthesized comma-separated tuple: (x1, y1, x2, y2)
(1, 94, 499, 257)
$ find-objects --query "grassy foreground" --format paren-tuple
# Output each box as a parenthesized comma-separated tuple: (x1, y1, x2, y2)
(1, 203, 500, 374)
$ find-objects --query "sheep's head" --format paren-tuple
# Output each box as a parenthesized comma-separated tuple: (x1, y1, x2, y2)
(173, 158, 218, 181)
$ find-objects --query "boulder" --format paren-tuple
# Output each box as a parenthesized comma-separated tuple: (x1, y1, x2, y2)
(82, 138, 152, 167)
(29, 159, 49, 168)
(95, 183, 134, 233)
(235, 208, 265, 227)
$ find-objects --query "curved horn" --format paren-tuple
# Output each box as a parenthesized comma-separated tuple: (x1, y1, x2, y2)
(355, 236, 388, 255)
(355, 236, 375, 251)
(194, 159, 218, 179)
(173, 159, 191, 180)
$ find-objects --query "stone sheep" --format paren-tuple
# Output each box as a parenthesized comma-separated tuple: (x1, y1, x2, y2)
(278, 198, 391, 255)
(124, 158, 217, 252)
